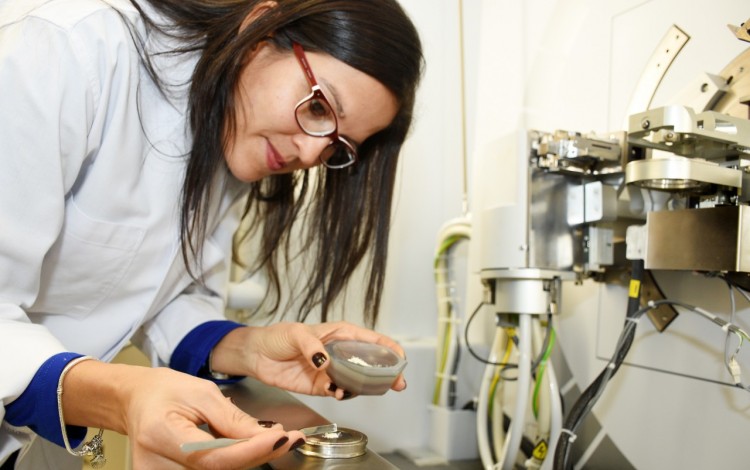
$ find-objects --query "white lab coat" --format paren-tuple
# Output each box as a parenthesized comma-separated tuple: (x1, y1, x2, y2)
(0, 0, 244, 466)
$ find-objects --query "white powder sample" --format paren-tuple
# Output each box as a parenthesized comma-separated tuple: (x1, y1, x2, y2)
(347, 355, 374, 367)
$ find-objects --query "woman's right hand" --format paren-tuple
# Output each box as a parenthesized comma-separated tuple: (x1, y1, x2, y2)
(62, 361, 305, 469)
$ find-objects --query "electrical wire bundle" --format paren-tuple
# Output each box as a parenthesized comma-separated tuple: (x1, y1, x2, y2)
(465, 300, 562, 470)
(552, 260, 644, 469)
(433, 217, 471, 408)
(718, 274, 750, 392)
(553, 263, 750, 470)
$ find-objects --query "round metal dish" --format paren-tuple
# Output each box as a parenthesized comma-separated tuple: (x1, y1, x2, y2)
(296, 428, 367, 459)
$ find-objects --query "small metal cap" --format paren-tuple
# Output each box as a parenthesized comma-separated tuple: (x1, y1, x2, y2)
(296, 428, 367, 459)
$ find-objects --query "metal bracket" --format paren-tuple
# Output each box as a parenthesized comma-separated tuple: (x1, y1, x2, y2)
(641, 270, 678, 332)
(626, 25, 690, 124)
(727, 18, 750, 43)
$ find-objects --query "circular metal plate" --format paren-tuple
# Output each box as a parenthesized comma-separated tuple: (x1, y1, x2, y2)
(625, 156, 741, 191)
(296, 428, 367, 459)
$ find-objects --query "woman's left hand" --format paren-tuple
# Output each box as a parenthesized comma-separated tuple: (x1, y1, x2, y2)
(209, 321, 406, 399)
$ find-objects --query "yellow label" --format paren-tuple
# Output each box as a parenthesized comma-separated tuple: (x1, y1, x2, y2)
(628, 279, 641, 298)
(532, 440, 548, 460)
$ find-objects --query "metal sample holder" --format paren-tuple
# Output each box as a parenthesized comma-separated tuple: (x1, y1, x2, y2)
(222, 378, 398, 470)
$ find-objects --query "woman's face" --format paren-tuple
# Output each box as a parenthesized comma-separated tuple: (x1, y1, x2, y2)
(224, 43, 399, 182)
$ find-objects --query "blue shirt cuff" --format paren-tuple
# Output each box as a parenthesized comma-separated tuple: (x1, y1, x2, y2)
(5, 353, 88, 448)
(170, 320, 245, 384)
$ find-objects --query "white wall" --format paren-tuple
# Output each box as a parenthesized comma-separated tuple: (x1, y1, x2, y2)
(377, 0, 466, 338)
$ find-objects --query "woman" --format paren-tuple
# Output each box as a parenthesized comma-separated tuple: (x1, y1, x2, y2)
(0, 0, 423, 468)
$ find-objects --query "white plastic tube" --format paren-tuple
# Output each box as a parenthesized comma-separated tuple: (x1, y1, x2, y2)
(531, 318, 551, 440)
(491, 330, 511, 462)
(477, 327, 504, 469)
(491, 370, 507, 465)
(434, 217, 471, 406)
(500, 314, 532, 470)
(528, 317, 563, 470)
(439, 324, 459, 406)
(540, 360, 562, 470)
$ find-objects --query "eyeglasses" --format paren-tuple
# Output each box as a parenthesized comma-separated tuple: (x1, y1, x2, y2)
(292, 42, 358, 169)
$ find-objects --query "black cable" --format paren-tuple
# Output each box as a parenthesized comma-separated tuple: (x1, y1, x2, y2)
(464, 301, 517, 367)
(553, 260, 644, 470)
(720, 272, 750, 293)
(465, 303, 555, 372)
(720, 273, 750, 301)
(627, 260, 645, 317)
(551, 286, 750, 470)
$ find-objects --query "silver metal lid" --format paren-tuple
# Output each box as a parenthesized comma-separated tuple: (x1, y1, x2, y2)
(296, 428, 367, 459)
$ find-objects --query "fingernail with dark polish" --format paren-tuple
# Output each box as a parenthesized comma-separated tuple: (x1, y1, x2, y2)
(327, 383, 338, 392)
(289, 438, 305, 452)
(312, 352, 327, 368)
(258, 420, 276, 428)
(342, 391, 353, 400)
(273, 437, 289, 451)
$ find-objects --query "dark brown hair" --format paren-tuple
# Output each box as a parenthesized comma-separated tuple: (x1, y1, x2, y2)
(129, 0, 423, 326)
